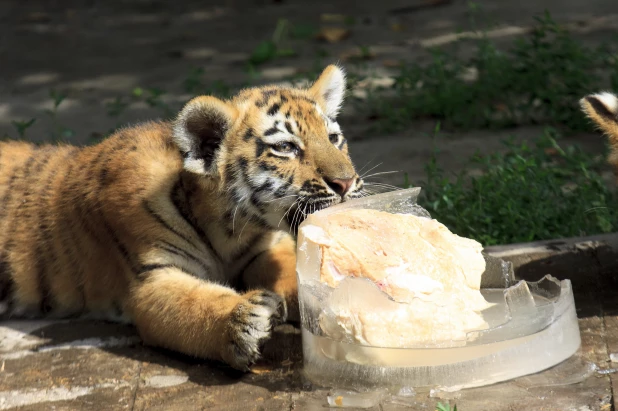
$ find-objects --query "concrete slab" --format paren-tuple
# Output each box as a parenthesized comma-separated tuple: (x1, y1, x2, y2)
(0, 300, 613, 410)
(0, 233, 615, 410)
(0, 328, 609, 410)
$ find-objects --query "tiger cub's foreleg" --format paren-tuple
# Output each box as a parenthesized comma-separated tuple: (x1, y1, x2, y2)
(241, 233, 299, 322)
(130, 267, 286, 370)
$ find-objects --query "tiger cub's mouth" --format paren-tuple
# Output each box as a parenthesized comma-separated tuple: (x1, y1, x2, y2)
(285, 199, 338, 235)
(283, 179, 366, 235)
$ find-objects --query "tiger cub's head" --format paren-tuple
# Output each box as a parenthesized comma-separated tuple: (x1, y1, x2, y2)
(580, 92, 618, 181)
(172, 65, 364, 232)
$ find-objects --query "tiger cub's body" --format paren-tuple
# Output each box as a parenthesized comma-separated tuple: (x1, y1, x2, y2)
(0, 65, 364, 370)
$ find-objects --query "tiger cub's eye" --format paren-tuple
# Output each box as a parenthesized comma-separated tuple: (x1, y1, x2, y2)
(272, 142, 297, 154)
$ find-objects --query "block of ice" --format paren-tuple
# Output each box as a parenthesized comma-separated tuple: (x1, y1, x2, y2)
(296, 188, 582, 391)
(299, 204, 493, 348)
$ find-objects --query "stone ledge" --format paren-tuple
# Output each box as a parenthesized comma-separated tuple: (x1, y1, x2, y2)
(485, 232, 618, 290)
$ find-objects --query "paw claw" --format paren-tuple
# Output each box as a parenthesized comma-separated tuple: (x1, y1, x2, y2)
(223, 290, 285, 371)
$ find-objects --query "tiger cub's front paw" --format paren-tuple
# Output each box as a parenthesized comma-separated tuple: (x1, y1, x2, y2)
(222, 290, 286, 371)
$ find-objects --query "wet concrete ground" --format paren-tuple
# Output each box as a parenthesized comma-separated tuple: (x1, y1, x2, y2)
(2, 233, 618, 410)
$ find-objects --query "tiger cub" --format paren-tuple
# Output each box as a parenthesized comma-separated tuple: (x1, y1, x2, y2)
(0, 65, 365, 370)
(580, 92, 618, 179)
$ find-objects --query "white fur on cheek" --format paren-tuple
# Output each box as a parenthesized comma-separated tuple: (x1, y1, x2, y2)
(593, 92, 618, 114)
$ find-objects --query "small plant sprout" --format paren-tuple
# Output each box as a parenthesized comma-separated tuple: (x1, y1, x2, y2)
(11, 118, 36, 139)
(45, 89, 74, 142)
(248, 18, 298, 68)
(436, 402, 458, 411)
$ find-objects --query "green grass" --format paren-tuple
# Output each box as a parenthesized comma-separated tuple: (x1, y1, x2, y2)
(364, 11, 618, 133)
(436, 402, 457, 411)
(410, 125, 618, 246)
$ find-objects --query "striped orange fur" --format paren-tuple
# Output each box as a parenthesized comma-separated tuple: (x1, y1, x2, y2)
(580, 92, 618, 181)
(0, 65, 365, 370)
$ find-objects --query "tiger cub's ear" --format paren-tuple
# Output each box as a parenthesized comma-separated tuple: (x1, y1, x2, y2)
(309, 64, 347, 119)
(173, 96, 239, 175)
(580, 92, 618, 142)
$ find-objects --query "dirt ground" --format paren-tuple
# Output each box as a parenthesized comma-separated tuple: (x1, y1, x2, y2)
(2, 0, 618, 410)
(2, 0, 618, 185)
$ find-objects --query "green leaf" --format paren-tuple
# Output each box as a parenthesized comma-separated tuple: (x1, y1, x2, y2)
(290, 23, 317, 39)
(11, 118, 37, 138)
(49, 89, 67, 109)
(276, 48, 298, 58)
(249, 41, 278, 65)
(436, 402, 456, 411)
